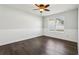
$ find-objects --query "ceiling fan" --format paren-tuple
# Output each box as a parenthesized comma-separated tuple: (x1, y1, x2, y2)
(34, 4, 50, 13)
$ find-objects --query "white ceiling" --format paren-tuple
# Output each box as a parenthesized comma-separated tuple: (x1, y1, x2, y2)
(4, 4, 78, 16)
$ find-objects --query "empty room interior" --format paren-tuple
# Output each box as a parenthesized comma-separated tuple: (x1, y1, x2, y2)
(0, 4, 78, 55)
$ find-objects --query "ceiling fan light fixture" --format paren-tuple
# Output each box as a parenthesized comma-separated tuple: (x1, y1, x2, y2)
(34, 4, 50, 13)
(40, 9, 44, 12)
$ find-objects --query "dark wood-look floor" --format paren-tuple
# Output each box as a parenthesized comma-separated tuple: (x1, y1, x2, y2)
(0, 36, 78, 55)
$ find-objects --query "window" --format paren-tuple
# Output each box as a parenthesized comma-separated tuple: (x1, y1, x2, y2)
(48, 16, 64, 31)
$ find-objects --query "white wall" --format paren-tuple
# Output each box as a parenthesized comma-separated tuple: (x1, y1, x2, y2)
(43, 9, 78, 42)
(78, 7, 79, 54)
(0, 5, 42, 46)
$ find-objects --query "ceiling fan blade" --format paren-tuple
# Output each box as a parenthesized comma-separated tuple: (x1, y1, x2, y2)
(33, 9, 38, 10)
(44, 9, 50, 11)
(45, 4, 50, 8)
(35, 4, 39, 7)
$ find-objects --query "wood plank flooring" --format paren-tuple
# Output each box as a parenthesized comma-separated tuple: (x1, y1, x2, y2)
(0, 36, 78, 55)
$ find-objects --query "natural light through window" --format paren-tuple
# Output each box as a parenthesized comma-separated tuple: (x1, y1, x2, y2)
(48, 16, 64, 32)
